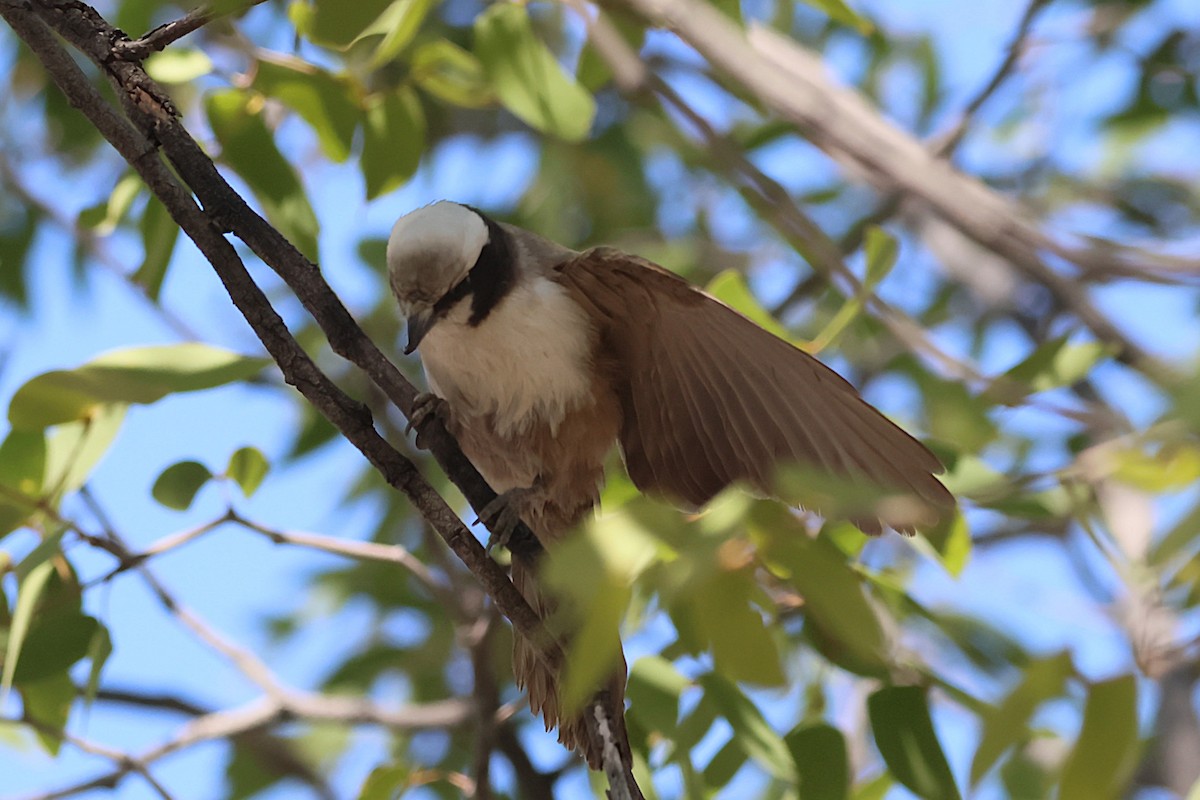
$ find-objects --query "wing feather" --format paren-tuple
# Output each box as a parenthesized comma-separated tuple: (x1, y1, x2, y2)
(555, 248, 952, 532)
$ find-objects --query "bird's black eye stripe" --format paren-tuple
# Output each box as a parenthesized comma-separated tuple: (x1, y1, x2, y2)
(428, 206, 515, 327)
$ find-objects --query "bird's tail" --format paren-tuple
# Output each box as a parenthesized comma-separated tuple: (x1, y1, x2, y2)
(511, 553, 630, 770)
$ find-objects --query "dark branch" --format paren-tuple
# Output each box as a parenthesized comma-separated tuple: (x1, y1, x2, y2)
(111, 0, 269, 61)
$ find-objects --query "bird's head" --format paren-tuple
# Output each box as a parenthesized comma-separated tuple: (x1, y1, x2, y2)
(386, 201, 490, 354)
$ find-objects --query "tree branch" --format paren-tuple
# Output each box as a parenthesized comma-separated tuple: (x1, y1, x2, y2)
(111, 0, 269, 61)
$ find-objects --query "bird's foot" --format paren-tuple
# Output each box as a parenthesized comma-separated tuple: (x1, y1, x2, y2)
(405, 392, 449, 450)
(476, 486, 540, 552)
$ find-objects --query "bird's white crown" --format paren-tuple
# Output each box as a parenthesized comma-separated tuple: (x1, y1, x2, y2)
(386, 201, 489, 312)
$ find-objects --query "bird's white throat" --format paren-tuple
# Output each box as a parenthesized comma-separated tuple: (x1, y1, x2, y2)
(419, 277, 594, 439)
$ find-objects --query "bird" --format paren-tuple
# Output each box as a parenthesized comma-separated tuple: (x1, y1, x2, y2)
(386, 200, 954, 767)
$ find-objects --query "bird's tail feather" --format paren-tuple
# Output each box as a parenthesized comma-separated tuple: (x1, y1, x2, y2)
(511, 553, 630, 770)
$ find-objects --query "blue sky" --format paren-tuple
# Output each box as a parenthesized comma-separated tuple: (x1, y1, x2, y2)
(2, 0, 1199, 797)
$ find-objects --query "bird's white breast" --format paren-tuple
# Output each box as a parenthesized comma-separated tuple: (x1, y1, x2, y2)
(419, 278, 595, 439)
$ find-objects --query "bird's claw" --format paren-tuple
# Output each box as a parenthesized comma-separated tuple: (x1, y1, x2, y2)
(406, 392, 449, 450)
(476, 487, 537, 552)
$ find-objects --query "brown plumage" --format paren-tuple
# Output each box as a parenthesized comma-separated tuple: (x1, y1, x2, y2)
(386, 201, 953, 769)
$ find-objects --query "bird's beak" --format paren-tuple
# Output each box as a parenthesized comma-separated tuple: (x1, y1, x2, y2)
(404, 307, 436, 355)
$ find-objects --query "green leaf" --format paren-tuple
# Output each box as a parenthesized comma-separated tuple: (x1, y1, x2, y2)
(358, 763, 411, 799)
(82, 623, 113, 710)
(786, 723, 849, 800)
(252, 58, 360, 163)
(205, 89, 320, 260)
(752, 505, 888, 676)
(43, 404, 126, 501)
(703, 737, 748, 789)
(691, 568, 786, 686)
(361, 87, 425, 200)
(78, 173, 141, 234)
(227, 446, 269, 498)
(352, 0, 436, 66)
(917, 375, 997, 453)
(868, 686, 961, 800)
(1111, 444, 1200, 492)
(627, 655, 689, 734)
(970, 651, 1073, 785)
(300, 0, 394, 48)
(13, 528, 65, 582)
(0, 429, 46, 537)
(1059, 675, 1139, 800)
(474, 4, 596, 141)
(153, 460, 214, 511)
(802, 0, 873, 33)
(10, 343, 268, 429)
(917, 512, 971, 577)
(863, 226, 898, 289)
(697, 672, 795, 781)
(988, 337, 1111, 403)
(10, 610, 99, 684)
(19, 671, 75, 755)
(2, 559, 55, 700)
(134, 194, 178, 300)
(410, 40, 492, 108)
(706, 270, 792, 341)
(145, 48, 213, 83)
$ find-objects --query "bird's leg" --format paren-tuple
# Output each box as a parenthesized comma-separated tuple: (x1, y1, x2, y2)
(476, 484, 543, 553)
(405, 392, 449, 450)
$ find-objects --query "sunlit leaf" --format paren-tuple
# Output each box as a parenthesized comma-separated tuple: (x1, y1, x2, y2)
(227, 446, 269, 498)
(474, 4, 596, 141)
(802, 0, 873, 33)
(691, 568, 786, 686)
(82, 623, 113, 710)
(988, 337, 1111, 403)
(78, 173, 141, 234)
(1059, 674, 1139, 800)
(352, 0, 436, 67)
(145, 49, 213, 83)
(917, 511, 971, 577)
(358, 764, 411, 800)
(706, 270, 791, 341)
(205, 89, 320, 260)
(868, 686, 961, 800)
(298, 0, 393, 48)
(9, 343, 268, 429)
(863, 226, 898, 289)
(0, 429, 45, 537)
(787, 723, 849, 800)
(1111, 443, 1200, 492)
(153, 460, 213, 511)
(42, 404, 126, 501)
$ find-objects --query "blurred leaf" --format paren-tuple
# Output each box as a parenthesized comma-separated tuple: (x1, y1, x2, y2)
(803, 0, 873, 33)
(227, 446, 269, 498)
(2, 559, 55, 699)
(1149, 497, 1200, 567)
(1111, 443, 1200, 492)
(361, 87, 425, 199)
(18, 671, 75, 755)
(1059, 674, 1139, 800)
(474, 4, 596, 141)
(82, 623, 112, 709)
(868, 686, 960, 800)
(703, 737, 748, 789)
(205, 89, 320, 260)
(352, 0, 435, 66)
(253, 58, 359, 163)
(863, 226, 898, 289)
(42, 404, 126, 501)
(296, 0, 393, 47)
(917, 375, 997, 453)
(988, 337, 1111, 403)
(690, 567, 786, 686)
(153, 460, 213, 511)
(627, 655, 689, 734)
(145, 49, 213, 83)
(359, 764, 411, 800)
(970, 651, 1073, 785)
(752, 505, 888, 677)
(706, 270, 791, 341)
(78, 173, 141, 234)
(577, 9, 645, 91)
(10, 343, 268, 429)
(0, 429, 45, 537)
(410, 40, 492, 108)
(10, 610, 98, 684)
(917, 512, 971, 577)
(0, 207, 36, 307)
(698, 672, 795, 780)
(134, 194, 178, 300)
(787, 723, 849, 800)
(13, 528, 65, 582)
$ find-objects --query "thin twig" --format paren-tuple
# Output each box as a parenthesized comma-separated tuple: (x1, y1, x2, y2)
(111, 0, 269, 60)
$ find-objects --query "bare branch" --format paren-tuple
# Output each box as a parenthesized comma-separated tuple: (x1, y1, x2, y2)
(111, 0, 269, 61)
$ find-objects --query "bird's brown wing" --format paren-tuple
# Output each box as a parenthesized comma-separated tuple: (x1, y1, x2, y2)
(555, 247, 954, 533)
